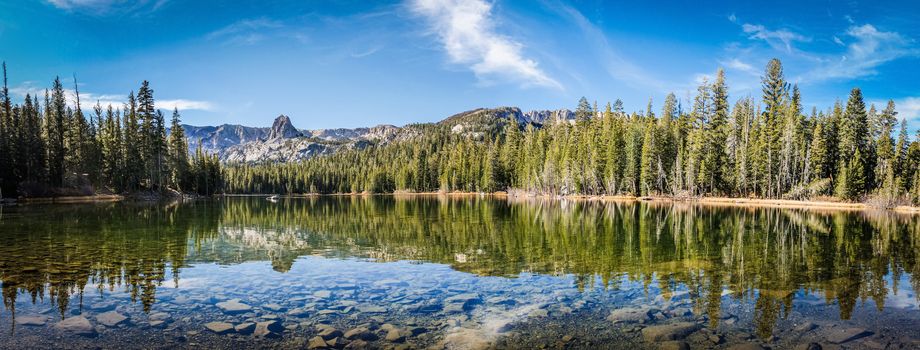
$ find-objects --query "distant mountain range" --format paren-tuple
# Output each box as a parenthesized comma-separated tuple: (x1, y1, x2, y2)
(182, 107, 576, 163)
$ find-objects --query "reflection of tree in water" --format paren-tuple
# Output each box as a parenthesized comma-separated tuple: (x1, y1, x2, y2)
(1, 197, 920, 339)
(217, 197, 920, 338)
(0, 201, 221, 324)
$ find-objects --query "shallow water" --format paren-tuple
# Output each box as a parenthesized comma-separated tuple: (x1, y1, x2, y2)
(0, 197, 918, 349)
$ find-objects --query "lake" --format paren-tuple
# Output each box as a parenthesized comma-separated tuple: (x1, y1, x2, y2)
(0, 196, 918, 349)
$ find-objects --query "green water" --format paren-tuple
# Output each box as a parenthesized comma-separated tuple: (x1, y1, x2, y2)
(0, 197, 918, 349)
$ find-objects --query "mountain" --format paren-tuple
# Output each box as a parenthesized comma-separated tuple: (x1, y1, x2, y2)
(183, 108, 574, 164)
(267, 115, 302, 140)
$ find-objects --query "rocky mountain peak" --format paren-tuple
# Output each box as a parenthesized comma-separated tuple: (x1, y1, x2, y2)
(268, 115, 303, 140)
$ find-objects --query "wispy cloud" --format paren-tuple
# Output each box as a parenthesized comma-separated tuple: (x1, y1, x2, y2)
(157, 99, 214, 111)
(807, 24, 917, 81)
(554, 3, 670, 92)
(46, 0, 167, 15)
(741, 23, 811, 53)
(206, 17, 290, 46)
(350, 46, 383, 58)
(719, 58, 757, 75)
(409, 0, 561, 89)
(881, 97, 920, 122)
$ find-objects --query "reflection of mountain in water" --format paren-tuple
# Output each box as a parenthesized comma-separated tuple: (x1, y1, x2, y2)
(1, 197, 920, 338)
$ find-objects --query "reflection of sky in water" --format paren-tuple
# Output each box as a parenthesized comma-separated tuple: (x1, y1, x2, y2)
(3, 198, 920, 348)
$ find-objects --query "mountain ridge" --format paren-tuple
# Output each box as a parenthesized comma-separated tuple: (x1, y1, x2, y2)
(183, 107, 576, 163)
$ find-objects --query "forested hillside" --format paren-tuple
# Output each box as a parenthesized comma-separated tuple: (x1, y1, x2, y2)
(0, 63, 221, 198)
(224, 59, 920, 205)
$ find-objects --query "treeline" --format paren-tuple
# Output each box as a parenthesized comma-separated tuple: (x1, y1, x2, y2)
(0, 63, 221, 198)
(224, 58, 920, 204)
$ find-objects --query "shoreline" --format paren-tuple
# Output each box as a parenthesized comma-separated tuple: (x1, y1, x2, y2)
(8, 192, 919, 214)
(222, 192, 920, 213)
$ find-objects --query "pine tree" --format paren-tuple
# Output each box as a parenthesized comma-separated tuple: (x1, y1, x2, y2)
(760, 58, 788, 197)
(706, 69, 729, 194)
(167, 108, 189, 191)
(47, 78, 67, 187)
(639, 119, 657, 195)
(0, 62, 12, 196)
(838, 88, 871, 197)
(122, 92, 142, 190)
(575, 97, 592, 122)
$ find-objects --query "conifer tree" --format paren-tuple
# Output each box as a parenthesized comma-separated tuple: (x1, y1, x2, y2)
(168, 108, 190, 191)
(47, 78, 67, 187)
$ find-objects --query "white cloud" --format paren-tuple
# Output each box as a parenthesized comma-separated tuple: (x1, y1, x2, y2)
(554, 3, 670, 92)
(890, 97, 920, 122)
(9, 82, 212, 112)
(719, 58, 756, 74)
(206, 17, 286, 46)
(46, 0, 167, 15)
(741, 23, 811, 53)
(409, 0, 561, 89)
(807, 24, 917, 81)
(157, 99, 214, 111)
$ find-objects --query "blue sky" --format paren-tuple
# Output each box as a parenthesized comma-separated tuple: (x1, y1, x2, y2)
(1, 0, 920, 129)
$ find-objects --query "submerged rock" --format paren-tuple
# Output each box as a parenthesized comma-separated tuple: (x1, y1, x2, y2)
(254, 320, 284, 338)
(15, 315, 48, 326)
(385, 328, 409, 342)
(344, 327, 377, 341)
(641, 322, 700, 342)
(356, 305, 386, 313)
(216, 299, 252, 314)
(607, 307, 651, 324)
(307, 336, 328, 349)
(823, 327, 872, 344)
(317, 325, 343, 340)
(660, 341, 690, 350)
(55, 316, 96, 336)
(726, 344, 766, 350)
(96, 311, 128, 327)
(204, 322, 235, 334)
(235, 322, 256, 335)
(344, 339, 369, 349)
